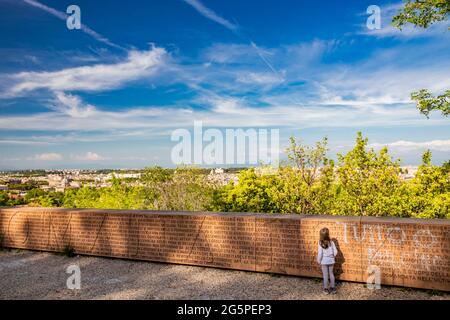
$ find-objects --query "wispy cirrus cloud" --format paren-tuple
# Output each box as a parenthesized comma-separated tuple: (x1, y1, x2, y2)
(23, 0, 124, 49)
(236, 72, 284, 86)
(182, 0, 238, 31)
(192, 38, 450, 110)
(2, 47, 167, 97)
(0, 139, 50, 146)
(183, 0, 282, 81)
(1, 35, 449, 137)
(28, 153, 63, 161)
(72, 152, 106, 161)
(202, 43, 272, 64)
(0, 91, 447, 134)
(371, 140, 450, 152)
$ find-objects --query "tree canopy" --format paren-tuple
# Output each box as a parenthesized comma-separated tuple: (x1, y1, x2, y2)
(392, 0, 450, 118)
(392, 0, 450, 29)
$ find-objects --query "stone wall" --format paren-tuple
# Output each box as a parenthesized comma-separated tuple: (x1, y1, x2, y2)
(0, 207, 449, 291)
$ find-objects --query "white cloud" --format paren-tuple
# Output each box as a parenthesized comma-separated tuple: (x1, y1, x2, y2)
(203, 43, 270, 64)
(52, 92, 96, 118)
(312, 46, 450, 107)
(207, 96, 244, 114)
(182, 1, 282, 79)
(73, 152, 106, 161)
(0, 139, 49, 146)
(182, 0, 238, 31)
(29, 153, 63, 161)
(371, 140, 450, 152)
(4, 47, 167, 97)
(236, 72, 283, 85)
(0, 36, 449, 153)
(195, 40, 346, 96)
(0, 91, 448, 135)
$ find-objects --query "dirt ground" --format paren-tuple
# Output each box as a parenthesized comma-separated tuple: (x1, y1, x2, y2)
(0, 249, 448, 300)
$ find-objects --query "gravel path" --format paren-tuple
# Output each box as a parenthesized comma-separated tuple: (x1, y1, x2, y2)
(0, 249, 448, 300)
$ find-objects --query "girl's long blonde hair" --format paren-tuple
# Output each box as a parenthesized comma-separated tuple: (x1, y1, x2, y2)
(319, 227, 331, 249)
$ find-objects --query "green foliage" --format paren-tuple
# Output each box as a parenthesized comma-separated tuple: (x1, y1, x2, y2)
(332, 132, 404, 217)
(286, 136, 329, 187)
(209, 168, 278, 213)
(63, 183, 147, 210)
(38, 192, 64, 207)
(3, 135, 448, 219)
(24, 188, 46, 202)
(6, 197, 25, 206)
(59, 166, 213, 212)
(411, 89, 450, 118)
(209, 137, 335, 215)
(0, 191, 8, 206)
(24, 189, 64, 207)
(142, 166, 173, 184)
(392, 0, 450, 29)
(392, 1, 449, 118)
(148, 166, 214, 211)
(402, 150, 450, 219)
(211, 133, 449, 219)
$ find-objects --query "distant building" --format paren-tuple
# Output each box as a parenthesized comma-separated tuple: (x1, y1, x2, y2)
(8, 193, 19, 200)
(255, 166, 278, 176)
(207, 169, 238, 186)
(69, 181, 81, 188)
(400, 166, 418, 180)
(107, 173, 141, 180)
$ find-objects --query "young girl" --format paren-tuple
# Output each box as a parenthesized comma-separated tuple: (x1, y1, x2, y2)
(317, 227, 338, 294)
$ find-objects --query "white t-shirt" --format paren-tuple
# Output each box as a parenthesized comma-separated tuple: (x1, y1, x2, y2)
(317, 240, 337, 265)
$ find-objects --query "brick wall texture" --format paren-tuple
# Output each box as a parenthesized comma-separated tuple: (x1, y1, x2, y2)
(0, 207, 449, 291)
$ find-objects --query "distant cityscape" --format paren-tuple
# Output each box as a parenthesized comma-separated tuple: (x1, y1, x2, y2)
(0, 168, 241, 200)
(0, 166, 419, 201)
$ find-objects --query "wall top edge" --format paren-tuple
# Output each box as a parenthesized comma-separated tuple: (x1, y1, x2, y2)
(0, 206, 449, 224)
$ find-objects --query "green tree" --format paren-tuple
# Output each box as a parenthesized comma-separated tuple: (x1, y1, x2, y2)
(24, 188, 47, 204)
(392, 0, 450, 117)
(63, 187, 100, 208)
(277, 136, 334, 214)
(0, 191, 9, 206)
(392, 0, 449, 29)
(210, 136, 335, 215)
(33, 137, 448, 219)
(210, 168, 278, 213)
(37, 192, 64, 207)
(152, 166, 214, 211)
(411, 89, 450, 118)
(333, 132, 404, 217)
(404, 150, 450, 218)
(285, 137, 329, 186)
(142, 166, 173, 184)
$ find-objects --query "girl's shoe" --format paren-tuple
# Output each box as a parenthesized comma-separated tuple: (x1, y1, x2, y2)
(330, 288, 337, 294)
(323, 288, 330, 295)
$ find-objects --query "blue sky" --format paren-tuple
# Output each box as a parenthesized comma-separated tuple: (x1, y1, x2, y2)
(0, 0, 449, 169)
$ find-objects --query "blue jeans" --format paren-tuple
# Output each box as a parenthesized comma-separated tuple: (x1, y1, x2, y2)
(321, 264, 335, 289)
